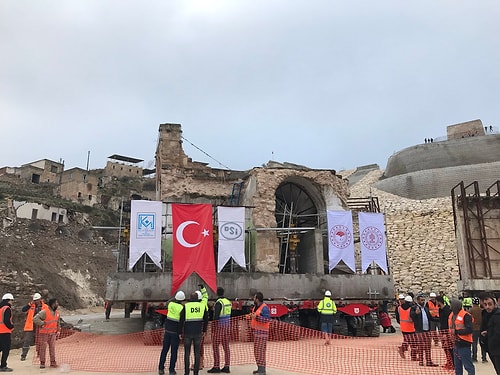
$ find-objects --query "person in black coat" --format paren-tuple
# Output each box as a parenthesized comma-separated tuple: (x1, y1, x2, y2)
(410, 294, 438, 367)
(437, 296, 453, 370)
(480, 293, 500, 374)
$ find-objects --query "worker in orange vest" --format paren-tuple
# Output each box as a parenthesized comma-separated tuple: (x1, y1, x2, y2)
(20, 292, 46, 361)
(396, 295, 417, 361)
(33, 298, 61, 369)
(426, 292, 441, 347)
(0, 293, 15, 372)
(449, 299, 475, 375)
(250, 292, 270, 375)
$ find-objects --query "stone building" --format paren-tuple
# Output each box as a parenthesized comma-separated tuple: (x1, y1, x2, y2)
(104, 154, 144, 179)
(60, 167, 98, 206)
(155, 123, 349, 273)
(17, 159, 64, 184)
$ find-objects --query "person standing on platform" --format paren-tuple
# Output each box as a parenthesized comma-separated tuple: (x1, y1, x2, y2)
(317, 290, 337, 344)
(207, 287, 231, 373)
(0, 293, 15, 372)
(250, 292, 270, 375)
(20, 292, 45, 361)
(158, 290, 185, 375)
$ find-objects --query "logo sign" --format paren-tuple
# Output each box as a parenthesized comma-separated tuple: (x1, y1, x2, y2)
(361, 226, 383, 250)
(137, 213, 156, 238)
(329, 225, 352, 249)
(354, 307, 360, 314)
(220, 222, 243, 241)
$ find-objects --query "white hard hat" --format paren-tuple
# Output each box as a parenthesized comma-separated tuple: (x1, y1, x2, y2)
(195, 291, 202, 300)
(174, 291, 185, 301)
(324, 290, 332, 297)
(2, 293, 14, 300)
(33, 293, 42, 301)
(398, 294, 405, 299)
(404, 296, 413, 302)
(429, 292, 437, 297)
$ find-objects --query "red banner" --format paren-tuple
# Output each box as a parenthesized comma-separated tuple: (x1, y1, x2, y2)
(171, 204, 217, 293)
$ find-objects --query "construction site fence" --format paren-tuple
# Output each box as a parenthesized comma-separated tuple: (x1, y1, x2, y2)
(31, 316, 472, 374)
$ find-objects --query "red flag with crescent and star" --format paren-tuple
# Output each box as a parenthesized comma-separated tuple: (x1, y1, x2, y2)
(171, 203, 217, 293)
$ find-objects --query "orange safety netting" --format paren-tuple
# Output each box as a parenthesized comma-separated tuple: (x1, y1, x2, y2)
(33, 316, 457, 374)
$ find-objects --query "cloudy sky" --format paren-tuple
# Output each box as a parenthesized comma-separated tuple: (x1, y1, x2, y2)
(1, 1, 499, 172)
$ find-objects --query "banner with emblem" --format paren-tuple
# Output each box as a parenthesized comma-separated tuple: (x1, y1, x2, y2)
(327, 210, 356, 272)
(359, 212, 388, 273)
(217, 206, 246, 272)
(172, 204, 217, 293)
(129, 200, 162, 270)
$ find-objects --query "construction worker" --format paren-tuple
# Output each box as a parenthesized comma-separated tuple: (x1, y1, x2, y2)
(195, 285, 209, 371)
(158, 290, 185, 375)
(20, 292, 46, 361)
(397, 295, 417, 361)
(250, 291, 270, 375)
(33, 298, 61, 369)
(317, 290, 337, 345)
(0, 293, 15, 372)
(463, 295, 473, 311)
(207, 287, 231, 373)
(425, 292, 441, 346)
(449, 299, 475, 374)
(183, 291, 208, 375)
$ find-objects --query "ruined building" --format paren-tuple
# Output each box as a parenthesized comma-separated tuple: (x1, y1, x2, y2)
(155, 123, 350, 274)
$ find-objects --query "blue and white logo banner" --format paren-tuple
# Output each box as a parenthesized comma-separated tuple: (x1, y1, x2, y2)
(217, 206, 246, 272)
(359, 212, 388, 273)
(327, 210, 356, 272)
(129, 200, 162, 270)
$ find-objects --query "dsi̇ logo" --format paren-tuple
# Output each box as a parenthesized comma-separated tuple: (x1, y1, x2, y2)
(220, 222, 243, 240)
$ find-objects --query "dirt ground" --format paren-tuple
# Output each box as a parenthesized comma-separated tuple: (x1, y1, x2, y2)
(0, 218, 117, 345)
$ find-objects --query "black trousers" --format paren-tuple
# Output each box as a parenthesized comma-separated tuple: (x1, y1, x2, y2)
(0, 333, 11, 368)
(490, 353, 500, 375)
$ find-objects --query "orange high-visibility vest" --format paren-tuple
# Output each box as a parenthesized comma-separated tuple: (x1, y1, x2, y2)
(448, 310, 473, 343)
(39, 307, 60, 334)
(24, 301, 46, 331)
(251, 303, 270, 332)
(0, 306, 14, 334)
(427, 300, 440, 318)
(398, 306, 415, 333)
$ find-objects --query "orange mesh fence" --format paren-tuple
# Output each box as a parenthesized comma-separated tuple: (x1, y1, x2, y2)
(33, 317, 458, 374)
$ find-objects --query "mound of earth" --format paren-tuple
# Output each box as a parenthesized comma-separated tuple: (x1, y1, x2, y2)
(0, 218, 117, 346)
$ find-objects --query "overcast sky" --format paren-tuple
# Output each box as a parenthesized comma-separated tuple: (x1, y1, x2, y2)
(1, 1, 499, 172)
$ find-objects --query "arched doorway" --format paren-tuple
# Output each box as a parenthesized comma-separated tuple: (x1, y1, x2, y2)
(275, 179, 324, 274)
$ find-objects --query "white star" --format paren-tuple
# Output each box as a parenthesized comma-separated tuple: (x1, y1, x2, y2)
(202, 229, 210, 237)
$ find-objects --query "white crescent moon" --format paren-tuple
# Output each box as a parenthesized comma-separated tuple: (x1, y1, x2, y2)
(176, 220, 200, 248)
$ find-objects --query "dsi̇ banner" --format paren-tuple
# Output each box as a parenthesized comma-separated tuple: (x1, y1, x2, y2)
(327, 210, 356, 272)
(129, 200, 162, 270)
(217, 206, 246, 272)
(359, 212, 388, 273)
(171, 204, 217, 293)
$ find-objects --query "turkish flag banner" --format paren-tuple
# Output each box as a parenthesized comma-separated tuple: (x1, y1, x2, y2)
(171, 204, 217, 293)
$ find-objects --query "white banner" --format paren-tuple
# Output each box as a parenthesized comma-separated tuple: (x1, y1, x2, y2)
(217, 206, 246, 272)
(129, 200, 163, 270)
(327, 210, 356, 272)
(359, 212, 388, 273)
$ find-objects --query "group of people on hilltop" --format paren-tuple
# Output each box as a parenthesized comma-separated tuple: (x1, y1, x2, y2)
(158, 285, 271, 375)
(395, 291, 500, 375)
(0, 290, 61, 372)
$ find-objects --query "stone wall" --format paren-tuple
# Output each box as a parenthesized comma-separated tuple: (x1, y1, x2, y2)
(350, 169, 459, 297)
(383, 134, 500, 178)
(375, 161, 500, 199)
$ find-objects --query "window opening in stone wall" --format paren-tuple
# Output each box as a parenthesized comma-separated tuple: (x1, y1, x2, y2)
(51, 212, 57, 222)
(88, 195, 92, 200)
(78, 192, 82, 198)
(31, 174, 40, 183)
(31, 209, 38, 220)
(51, 165, 58, 173)
(58, 214, 64, 223)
